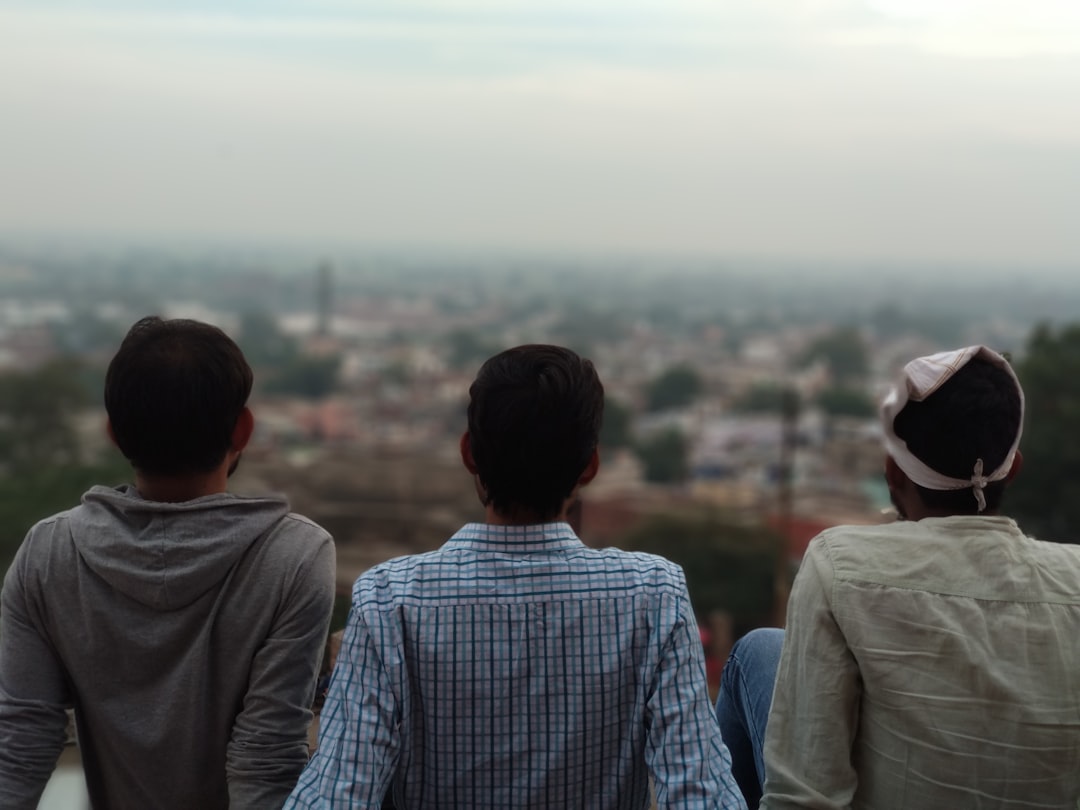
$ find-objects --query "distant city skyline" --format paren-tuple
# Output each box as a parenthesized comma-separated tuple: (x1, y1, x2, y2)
(2, 0, 1079, 267)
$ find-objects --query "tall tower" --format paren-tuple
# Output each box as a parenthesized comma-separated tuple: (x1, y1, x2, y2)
(316, 260, 333, 337)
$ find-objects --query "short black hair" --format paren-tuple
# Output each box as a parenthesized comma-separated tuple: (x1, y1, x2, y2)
(105, 316, 253, 476)
(467, 345, 604, 521)
(892, 355, 1022, 514)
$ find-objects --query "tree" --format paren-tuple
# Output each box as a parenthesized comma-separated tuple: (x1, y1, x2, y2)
(798, 327, 869, 384)
(0, 455, 130, 578)
(646, 365, 703, 412)
(238, 311, 341, 399)
(0, 360, 129, 576)
(620, 512, 779, 622)
(265, 355, 341, 400)
(731, 383, 799, 415)
(636, 429, 689, 483)
(815, 386, 875, 419)
(599, 396, 632, 451)
(445, 329, 499, 371)
(238, 311, 295, 367)
(1007, 323, 1080, 544)
(0, 358, 89, 474)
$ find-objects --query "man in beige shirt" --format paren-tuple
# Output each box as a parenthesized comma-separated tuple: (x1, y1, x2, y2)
(717, 346, 1080, 809)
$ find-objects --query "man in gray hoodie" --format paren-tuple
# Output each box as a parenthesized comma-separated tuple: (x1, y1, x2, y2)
(0, 316, 336, 809)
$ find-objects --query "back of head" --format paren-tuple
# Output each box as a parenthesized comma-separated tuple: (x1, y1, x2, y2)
(105, 316, 253, 477)
(892, 355, 1023, 514)
(467, 344, 604, 521)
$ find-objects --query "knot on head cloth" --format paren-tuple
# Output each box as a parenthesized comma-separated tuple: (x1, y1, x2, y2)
(880, 346, 1025, 513)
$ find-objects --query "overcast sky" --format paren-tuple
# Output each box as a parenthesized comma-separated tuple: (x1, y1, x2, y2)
(2, 0, 1080, 266)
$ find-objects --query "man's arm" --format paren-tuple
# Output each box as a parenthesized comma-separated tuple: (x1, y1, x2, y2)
(0, 541, 70, 810)
(760, 538, 860, 810)
(646, 575, 747, 810)
(284, 592, 401, 810)
(227, 530, 336, 810)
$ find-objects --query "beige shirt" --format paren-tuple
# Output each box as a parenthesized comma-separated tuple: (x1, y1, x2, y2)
(762, 516, 1080, 810)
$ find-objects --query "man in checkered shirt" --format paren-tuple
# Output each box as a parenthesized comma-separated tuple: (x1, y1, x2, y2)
(287, 344, 745, 810)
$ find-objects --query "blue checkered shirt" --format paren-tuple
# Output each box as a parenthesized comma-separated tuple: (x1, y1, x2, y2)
(286, 523, 745, 810)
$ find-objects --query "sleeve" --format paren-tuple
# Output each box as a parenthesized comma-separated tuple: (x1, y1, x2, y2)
(0, 537, 70, 810)
(646, 571, 748, 810)
(760, 538, 861, 810)
(284, 585, 401, 810)
(226, 529, 337, 810)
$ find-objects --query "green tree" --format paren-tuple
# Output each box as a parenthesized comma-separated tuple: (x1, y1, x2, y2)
(0, 360, 129, 576)
(798, 327, 869, 384)
(815, 386, 875, 419)
(636, 429, 689, 483)
(265, 355, 342, 400)
(445, 329, 499, 371)
(238, 311, 295, 367)
(0, 455, 130, 578)
(237, 311, 341, 399)
(646, 366, 703, 412)
(599, 396, 632, 451)
(0, 358, 89, 473)
(731, 383, 798, 415)
(620, 512, 779, 621)
(1008, 324, 1080, 543)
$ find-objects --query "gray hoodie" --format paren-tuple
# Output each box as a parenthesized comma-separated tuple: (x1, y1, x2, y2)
(0, 484, 335, 810)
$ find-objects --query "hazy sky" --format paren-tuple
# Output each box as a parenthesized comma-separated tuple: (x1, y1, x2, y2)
(2, 0, 1080, 265)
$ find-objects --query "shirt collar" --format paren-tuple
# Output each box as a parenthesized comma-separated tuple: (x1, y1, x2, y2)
(916, 514, 1025, 536)
(444, 522, 585, 554)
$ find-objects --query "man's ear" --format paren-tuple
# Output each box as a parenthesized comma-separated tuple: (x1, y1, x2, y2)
(231, 407, 255, 452)
(577, 448, 600, 488)
(1005, 449, 1023, 483)
(460, 431, 479, 474)
(106, 420, 118, 448)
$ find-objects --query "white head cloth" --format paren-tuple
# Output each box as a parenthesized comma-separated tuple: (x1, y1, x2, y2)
(880, 345, 1024, 513)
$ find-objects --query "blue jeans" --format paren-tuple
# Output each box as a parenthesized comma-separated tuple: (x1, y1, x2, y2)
(715, 628, 785, 809)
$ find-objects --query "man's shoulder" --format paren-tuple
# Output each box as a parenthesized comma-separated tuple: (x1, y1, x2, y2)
(352, 544, 689, 607)
(809, 518, 989, 557)
(246, 511, 333, 576)
(360, 534, 686, 574)
(588, 546, 688, 584)
(6, 504, 92, 594)
(18, 504, 83, 551)
(811, 516, 1047, 558)
(800, 521, 952, 592)
(7, 511, 69, 570)
(31, 503, 84, 529)
(809, 520, 908, 552)
(275, 511, 333, 544)
(807, 517, 1080, 601)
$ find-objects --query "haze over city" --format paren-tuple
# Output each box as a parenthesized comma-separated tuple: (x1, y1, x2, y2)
(2, 0, 1080, 268)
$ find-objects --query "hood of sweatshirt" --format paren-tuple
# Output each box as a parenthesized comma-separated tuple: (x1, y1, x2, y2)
(70, 484, 291, 611)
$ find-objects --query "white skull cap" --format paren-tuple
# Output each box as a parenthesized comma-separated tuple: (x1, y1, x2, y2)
(880, 345, 1024, 512)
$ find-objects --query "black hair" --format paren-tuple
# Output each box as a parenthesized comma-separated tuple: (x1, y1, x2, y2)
(467, 345, 604, 521)
(104, 316, 253, 476)
(892, 355, 1022, 514)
